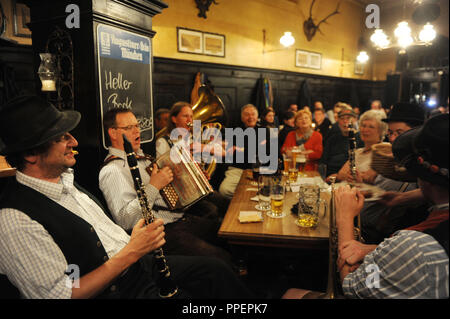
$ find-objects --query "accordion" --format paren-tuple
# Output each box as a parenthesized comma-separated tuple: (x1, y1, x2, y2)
(147, 145, 214, 210)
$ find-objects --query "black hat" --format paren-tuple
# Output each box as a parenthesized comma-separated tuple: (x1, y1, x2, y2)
(392, 113, 449, 188)
(383, 102, 425, 126)
(0, 95, 81, 155)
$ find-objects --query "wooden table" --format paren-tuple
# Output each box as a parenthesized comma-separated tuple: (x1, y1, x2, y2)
(218, 170, 329, 250)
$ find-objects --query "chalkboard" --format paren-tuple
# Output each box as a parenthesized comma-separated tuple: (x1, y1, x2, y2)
(96, 23, 154, 149)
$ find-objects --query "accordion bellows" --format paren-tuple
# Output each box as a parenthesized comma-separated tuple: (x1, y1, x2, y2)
(371, 143, 416, 182)
(153, 147, 214, 210)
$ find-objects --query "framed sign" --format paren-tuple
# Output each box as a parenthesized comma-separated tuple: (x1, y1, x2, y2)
(96, 24, 154, 148)
(354, 61, 365, 75)
(177, 28, 203, 54)
(203, 32, 225, 57)
(295, 49, 321, 70)
(12, 0, 31, 38)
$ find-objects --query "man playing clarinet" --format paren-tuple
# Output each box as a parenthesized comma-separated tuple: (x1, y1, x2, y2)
(0, 95, 252, 299)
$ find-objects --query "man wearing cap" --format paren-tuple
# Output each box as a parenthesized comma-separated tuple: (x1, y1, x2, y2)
(320, 104, 363, 179)
(335, 113, 448, 298)
(360, 103, 428, 243)
(0, 95, 253, 299)
(285, 114, 449, 299)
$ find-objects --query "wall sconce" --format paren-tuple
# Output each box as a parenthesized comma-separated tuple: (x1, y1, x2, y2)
(38, 53, 57, 92)
(263, 29, 295, 54)
(38, 26, 74, 110)
(280, 32, 295, 47)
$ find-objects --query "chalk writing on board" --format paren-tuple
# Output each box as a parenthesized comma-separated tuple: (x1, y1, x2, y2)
(97, 23, 154, 149)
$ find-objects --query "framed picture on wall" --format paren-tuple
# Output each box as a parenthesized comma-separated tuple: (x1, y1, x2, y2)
(12, 0, 31, 38)
(177, 27, 203, 54)
(203, 32, 225, 57)
(354, 61, 365, 75)
(295, 49, 321, 69)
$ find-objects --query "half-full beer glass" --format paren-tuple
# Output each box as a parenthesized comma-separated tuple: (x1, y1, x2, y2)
(267, 176, 285, 218)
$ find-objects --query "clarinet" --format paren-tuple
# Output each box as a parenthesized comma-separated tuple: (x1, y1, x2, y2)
(348, 122, 357, 182)
(347, 123, 362, 241)
(122, 134, 179, 298)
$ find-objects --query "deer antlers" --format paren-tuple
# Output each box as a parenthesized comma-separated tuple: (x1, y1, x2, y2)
(303, 0, 341, 41)
(195, 0, 219, 19)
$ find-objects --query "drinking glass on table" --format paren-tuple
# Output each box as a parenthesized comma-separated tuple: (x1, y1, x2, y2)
(296, 184, 327, 228)
(267, 175, 286, 218)
(256, 175, 271, 211)
(282, 154, 291, 176)
(297, 154, 307, 177)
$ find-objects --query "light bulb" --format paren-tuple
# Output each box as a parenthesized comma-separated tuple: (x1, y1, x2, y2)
(394, 21, 413, 49)
(419, 23, 436, 44)
(370, 29, 390, 49)
(357, 51, 369, 63)
(280, 32, 295, 47)
(394, 21, 411, 38)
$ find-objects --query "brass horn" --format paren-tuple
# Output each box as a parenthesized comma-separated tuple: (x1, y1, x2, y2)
(192, 85, 227, 177)
(155, 85, 227, 176)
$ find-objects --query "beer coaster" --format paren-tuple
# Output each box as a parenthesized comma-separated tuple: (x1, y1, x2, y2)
(255, 204, 270, 211)
(266, 211, 287, 219)
(239, 211, 263, 223)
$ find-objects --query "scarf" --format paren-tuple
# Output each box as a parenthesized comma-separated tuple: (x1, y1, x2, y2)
(296, 129, 313, 146)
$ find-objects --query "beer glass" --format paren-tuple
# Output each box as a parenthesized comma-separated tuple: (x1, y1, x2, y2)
(296, 184, 327, 228)
(297, 155, 307, 177)
(256, 175, 271, 211)
(282, 154, 291, 176)
(267, 176, 286, 218)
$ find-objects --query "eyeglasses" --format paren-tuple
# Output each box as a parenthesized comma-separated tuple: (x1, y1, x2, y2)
(113, 124, 140, 131)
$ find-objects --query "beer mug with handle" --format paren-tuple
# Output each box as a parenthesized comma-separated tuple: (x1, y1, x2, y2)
(296, 183, 327, 228)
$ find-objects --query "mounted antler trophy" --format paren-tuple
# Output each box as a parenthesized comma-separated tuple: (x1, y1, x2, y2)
(303, 0, 341, 41)
(195, 0, 219, 19)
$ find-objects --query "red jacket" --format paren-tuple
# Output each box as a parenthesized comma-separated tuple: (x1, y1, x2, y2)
(281, 130, 323, 171)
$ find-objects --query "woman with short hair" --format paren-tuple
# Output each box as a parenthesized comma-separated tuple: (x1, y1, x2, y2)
(281, 109, 323, 171)
(336, 109, 388, 184)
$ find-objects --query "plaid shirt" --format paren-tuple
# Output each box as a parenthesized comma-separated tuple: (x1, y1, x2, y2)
(343, 230, 449, 299)
(99, 147, 183, 231)
(0, 169, 130, 299)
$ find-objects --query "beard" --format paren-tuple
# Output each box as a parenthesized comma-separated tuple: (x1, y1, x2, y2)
(39, 153, 75, 180)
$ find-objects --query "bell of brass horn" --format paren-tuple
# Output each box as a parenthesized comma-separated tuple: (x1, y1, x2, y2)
(154, 85, 227, 177)
(192, 85, 227, 128)
(155, 85, 227, 140)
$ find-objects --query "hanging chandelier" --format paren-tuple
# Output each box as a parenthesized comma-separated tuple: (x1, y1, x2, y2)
(370, 21, 436, 53)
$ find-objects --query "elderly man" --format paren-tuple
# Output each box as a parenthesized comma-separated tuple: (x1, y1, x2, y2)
(0, 95, 251, 299)
(320, 105, 363, 179)
(219, 104, 270, 199)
